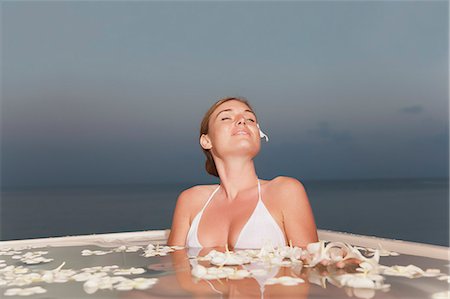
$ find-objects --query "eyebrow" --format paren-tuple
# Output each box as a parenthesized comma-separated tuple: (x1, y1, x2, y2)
(215, 108, 256, 119)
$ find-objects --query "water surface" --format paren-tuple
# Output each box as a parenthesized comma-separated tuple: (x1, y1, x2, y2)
(1, 178, 448, 246)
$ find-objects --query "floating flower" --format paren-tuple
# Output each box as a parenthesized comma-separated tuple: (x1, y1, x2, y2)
(112, 267, 146, 275)
(265, 276, 304, 286)
(114, 277, 158, 291)
(11, 251, 54, 265)
(112, 245, 144, 253)
(304, 241, 328, 267)
(41, 268, 76, 283)
(0, 265, 29, 275)
(191, 264, 251, 280)
(277, 240, 303, 262)
(431, 290, 450, 299)
(423, 268, 442, 277)
(437, 275, 450, 283)
(333, 273, 388, 289)
(344, 286, 377, 299)
(0, 249, 23, 256)
(227, 269, 251, 280)
(207, 248, 252, 266)
(142, 243, 178, 257)
(81, 250, 113, 256)
(6, 273, 42, 287)
(80, 265, 119, 273)
(4, 286, 46, 296)
(379, 264, 440, 278)
(249, 268, 269, 276)
(355, 244, 399, 257)
(83, 275, 158, 294)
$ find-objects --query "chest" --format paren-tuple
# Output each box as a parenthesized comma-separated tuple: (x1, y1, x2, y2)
(195, 193, 283, 247)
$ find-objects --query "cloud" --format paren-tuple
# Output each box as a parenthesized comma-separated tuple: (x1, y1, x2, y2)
(307, 121, 353, 143)
(399, 105, 424, 114)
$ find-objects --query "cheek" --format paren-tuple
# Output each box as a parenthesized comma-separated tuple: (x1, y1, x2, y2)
(208, 124, 229, 144)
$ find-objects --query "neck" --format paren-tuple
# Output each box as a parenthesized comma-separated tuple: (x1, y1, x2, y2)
(214, 157, 258, 201)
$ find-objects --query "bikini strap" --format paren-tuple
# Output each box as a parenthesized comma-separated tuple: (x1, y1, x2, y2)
(200, 184, 221, 213)
(257, 178, 262, 201)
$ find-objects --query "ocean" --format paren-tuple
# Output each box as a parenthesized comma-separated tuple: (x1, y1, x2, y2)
(1, 178, 448, 246)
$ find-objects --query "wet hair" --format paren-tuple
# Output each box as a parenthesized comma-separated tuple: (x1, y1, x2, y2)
(199, 97, 255, 177)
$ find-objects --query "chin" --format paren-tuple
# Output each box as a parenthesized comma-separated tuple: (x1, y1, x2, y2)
(231, 145, 260, 157)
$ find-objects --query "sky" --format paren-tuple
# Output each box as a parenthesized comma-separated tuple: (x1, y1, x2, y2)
(1, 1, 448, 188)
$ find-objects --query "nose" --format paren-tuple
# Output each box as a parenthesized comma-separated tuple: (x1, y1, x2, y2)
(236, 115, 247, 125)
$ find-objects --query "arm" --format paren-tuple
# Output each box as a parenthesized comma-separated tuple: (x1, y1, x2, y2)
(167, 188, 196, 246)
(278, 177, 319, 248)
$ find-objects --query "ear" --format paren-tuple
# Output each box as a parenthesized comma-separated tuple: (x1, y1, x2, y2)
(200, 134, 212, 150)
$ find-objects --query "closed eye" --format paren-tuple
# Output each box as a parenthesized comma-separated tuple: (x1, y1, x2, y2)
(221, 117, 231, 121)
(247, 118, 255, 122)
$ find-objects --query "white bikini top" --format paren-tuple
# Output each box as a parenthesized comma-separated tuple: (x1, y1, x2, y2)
(185, 179, 287, 249)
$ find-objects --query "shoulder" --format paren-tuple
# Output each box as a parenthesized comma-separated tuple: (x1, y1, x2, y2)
(267, 176, 308, 206)
(269, 176, 306, 194)
(175, 184, 219, 209)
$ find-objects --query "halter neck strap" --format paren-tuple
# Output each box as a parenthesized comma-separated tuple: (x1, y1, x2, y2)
(202, 178, 261, 212)
(257, 179, 262, 201)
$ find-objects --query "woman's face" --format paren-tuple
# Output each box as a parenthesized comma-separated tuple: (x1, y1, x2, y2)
(201, 100, 261, 159)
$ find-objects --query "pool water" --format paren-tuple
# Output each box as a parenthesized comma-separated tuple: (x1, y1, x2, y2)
(0, 240, 448, 298)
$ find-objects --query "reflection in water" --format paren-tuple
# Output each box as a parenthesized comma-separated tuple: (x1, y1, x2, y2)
(0, 243, 448, 299)
(125, 247, 310, 298)
(119, 244, 448, 299)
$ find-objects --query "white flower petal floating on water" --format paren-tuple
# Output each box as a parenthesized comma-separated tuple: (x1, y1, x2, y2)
(431, 290, 450, 299)
(7, 273, 42, 287)
(125, 246, 143, 252)
(112, 267, 146, 275)
(169, 245, 185, 250)
(306, 268, 329, 288)
(72, 272, 109, 282)
(333, 272, 389, 290)
(4, 286, 46, 296)
(10, 251, 53, 265)
(357, 243, 399, 257)
(379, 264, 436, 279)
(191, 264, 207, 278)
(41, 270, 76, 283)
(83, 279, 100, 294)
(81, 249, 113, 256)
(0, 265, 29, 275)
(191, 264, 250, 280)
(249, 268, 269, 276)
(207, 250, 251, 266)
(265, 276, 304, 286)
(83, 276, 158, 294)
(142, 243, 178, 257)
(130, 277, 158, 290)
(0, 250, 23, 256)
(347, 287, 376, 299)
(437, 275, 450, 283)
(305, 241, 329, 267)
(423, 268, 442, 277)
(80, 265, 119, 273)
(40, 262, 76, 283)
(112, 245, 143, 253)
(22, 257, 54, 265)
(277, 241, 303, 261)
(228, 269, 250, 280)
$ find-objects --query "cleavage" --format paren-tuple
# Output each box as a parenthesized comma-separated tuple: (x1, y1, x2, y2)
(198, 191, 259, 247)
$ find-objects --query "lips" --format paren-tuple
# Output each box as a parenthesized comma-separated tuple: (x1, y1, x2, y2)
(232, 129, 250, 136)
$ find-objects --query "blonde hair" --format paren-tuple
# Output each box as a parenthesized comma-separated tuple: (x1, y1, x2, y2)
(199, 97, 254, 177)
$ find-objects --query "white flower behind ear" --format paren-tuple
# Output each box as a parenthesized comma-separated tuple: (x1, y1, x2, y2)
(257, 124, 269, 142)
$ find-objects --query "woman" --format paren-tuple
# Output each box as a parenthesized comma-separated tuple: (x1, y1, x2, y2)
(167, 97, 318, 249)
